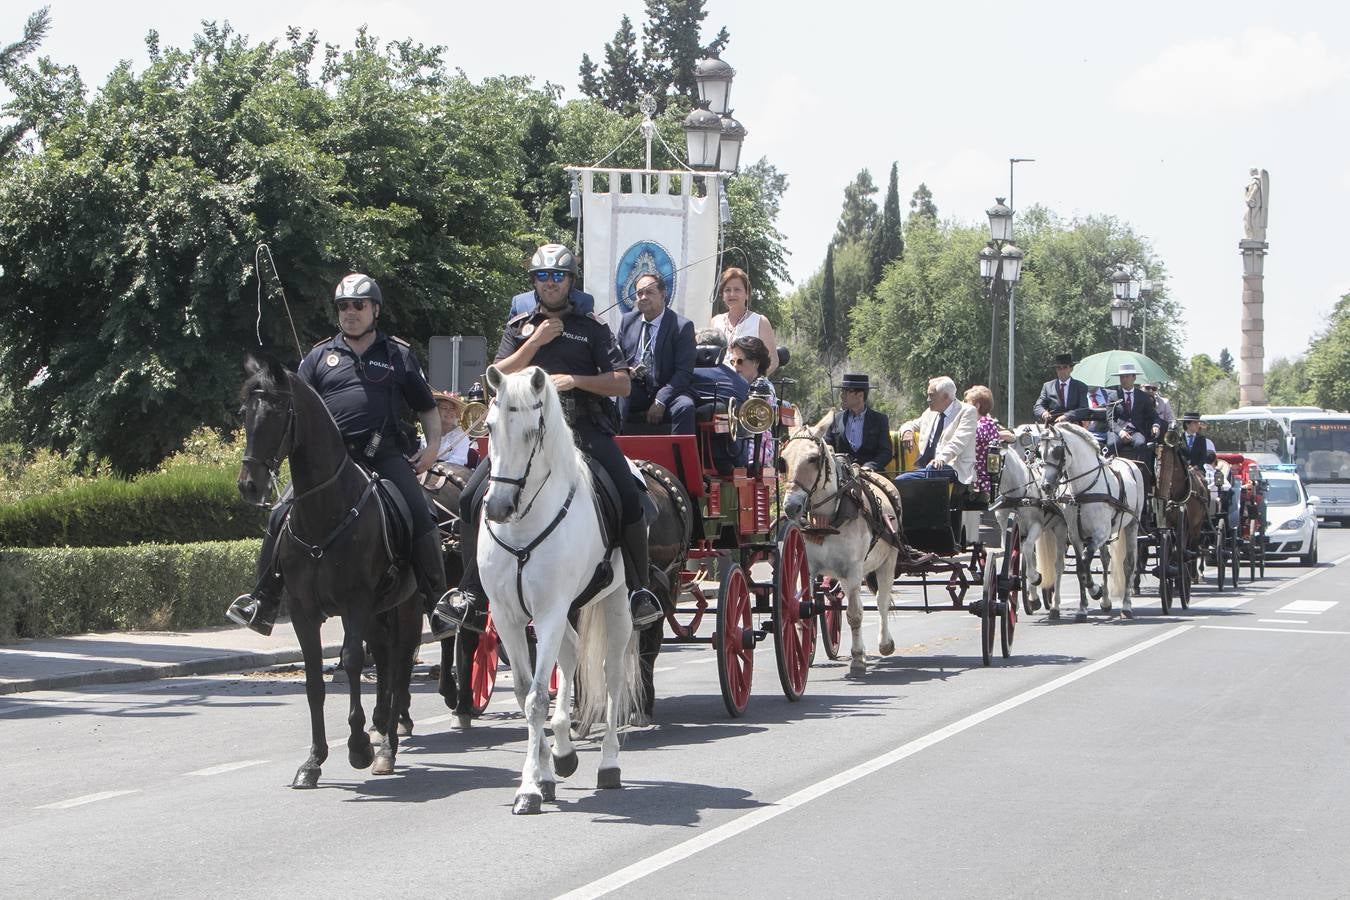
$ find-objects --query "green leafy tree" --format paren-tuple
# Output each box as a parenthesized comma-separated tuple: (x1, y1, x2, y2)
(1265, 356, 1312, 406)
(1306, 294, 1350, 411)
(580, 1, 728, 112)
(1171, 354, 1237, 415)
(577, 15, 645, 115)
(833, 169, 878, 246)
(868, 161, 903, 288)
(909, 182, 937, 223)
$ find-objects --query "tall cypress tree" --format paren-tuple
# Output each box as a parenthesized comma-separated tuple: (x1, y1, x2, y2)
(868, 161, 903, 288)
(819, 242, 838, 362)
(578, 16, 645, 114)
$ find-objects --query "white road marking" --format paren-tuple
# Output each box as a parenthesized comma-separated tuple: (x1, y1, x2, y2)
(559, 623, 1195, 900)
(37, 790, 139, 810)
(653, 667, 677, 674)
(1256, 554, 1350, 598)
(1200, 625, 1350, 636)
(1277, 600, 1338, 615)
(185, 760, 268, 777)
(1257, 619, 1309, 625)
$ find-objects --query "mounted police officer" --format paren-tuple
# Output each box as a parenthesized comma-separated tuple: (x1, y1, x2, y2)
(434, 244, 663, 633)
(226, 273, 458, 639)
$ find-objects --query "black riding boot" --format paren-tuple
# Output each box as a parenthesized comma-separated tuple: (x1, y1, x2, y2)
(621, 519, 663, 630)
(226, 520, 284, 636)
(412, 529, 458, 640)
(437, 487, 489, 633)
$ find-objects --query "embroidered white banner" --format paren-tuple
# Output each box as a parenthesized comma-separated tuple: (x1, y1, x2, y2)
(579, 170, 720, 336)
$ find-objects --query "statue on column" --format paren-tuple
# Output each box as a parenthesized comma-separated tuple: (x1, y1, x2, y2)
(1243, 168, 1269, 243)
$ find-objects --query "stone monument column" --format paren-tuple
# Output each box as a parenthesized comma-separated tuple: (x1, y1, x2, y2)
(1239, 168, 1269, 407)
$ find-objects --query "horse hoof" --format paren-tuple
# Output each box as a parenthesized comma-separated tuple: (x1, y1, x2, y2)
(397, 719, 413, 738)
(1121, 609, 1135, 620)
(553, 750, 579, 778)
(1048, 608, 1061, 621)
(512, 793, 543, 815)
(1075, 612, 1088, 623)
(848, 661, 867, 677)
(597, 767, 622, 789)
(1029, 573, 1042, 587)
(1089, 585, 1103, 601)
(540, 781, 556, 802)
(878, 638, 895, 657)
(349, 736, 374, 770)
(453, 714, 473, 730)
(291, 767, 321, 789)
(372, 754, 395, 776)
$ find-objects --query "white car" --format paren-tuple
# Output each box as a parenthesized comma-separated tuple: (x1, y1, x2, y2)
(1262, 470, 1320, 564)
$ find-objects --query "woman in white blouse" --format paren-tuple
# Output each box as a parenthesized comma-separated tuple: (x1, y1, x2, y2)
(711, 267, 779, 375)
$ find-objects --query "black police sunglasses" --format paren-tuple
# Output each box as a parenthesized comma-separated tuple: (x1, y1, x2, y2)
(335, 299, 368, 312)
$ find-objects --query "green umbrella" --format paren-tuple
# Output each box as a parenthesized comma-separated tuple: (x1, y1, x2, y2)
(1070, 350, 1171, 388)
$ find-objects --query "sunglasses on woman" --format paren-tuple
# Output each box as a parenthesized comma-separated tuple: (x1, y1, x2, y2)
(335, 299, 367, 312)
(534, 271, 568, 284)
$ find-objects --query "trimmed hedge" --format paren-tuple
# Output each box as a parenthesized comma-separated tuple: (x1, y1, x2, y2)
(0, 539, 260, 640)
(0, 465, 266, 548)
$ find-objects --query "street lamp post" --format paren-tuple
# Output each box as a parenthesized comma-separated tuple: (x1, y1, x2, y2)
(1109, 264, 1156, 354)
(980, 198, 1023, 425)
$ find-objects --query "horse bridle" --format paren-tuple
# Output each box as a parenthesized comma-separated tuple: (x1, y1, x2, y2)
(487, 399, 550, 520)
(780, 433, 843, 517)
(241, 387, 296, 508)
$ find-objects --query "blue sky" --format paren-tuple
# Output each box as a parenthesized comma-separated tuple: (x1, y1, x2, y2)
(9, 0, 1349, 363)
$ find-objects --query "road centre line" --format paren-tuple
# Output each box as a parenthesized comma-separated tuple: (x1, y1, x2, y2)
(37, 790, 139, 810)
(559, 623, 1195, 900)
(185, 760, 268, 777)
(1200, 625, 1350, 636)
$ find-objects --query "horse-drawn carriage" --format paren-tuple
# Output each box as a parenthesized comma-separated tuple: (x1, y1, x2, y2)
(434, 372, 818, 721)
(1216, 452, 1268, 581)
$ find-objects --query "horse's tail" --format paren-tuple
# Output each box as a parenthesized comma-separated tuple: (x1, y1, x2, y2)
(1107, 525, 1129, 601)
(1035, 525, 1063, 592)
(575, 584, 642, 735)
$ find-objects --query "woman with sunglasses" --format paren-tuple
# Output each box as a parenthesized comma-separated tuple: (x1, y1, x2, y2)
(712, 267, 779, 374)
(436, 243, 664, 635)
(227, 273, 457, 640)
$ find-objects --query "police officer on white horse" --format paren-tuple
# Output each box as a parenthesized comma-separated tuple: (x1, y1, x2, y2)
(435, 244, 663, 633)
(226, 274, 458, 638)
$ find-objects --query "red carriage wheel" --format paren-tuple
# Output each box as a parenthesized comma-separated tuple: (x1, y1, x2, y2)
(773, 523, 815, 700)
(715, 563, 754, 717)
(470, 615, 500, 715)
(816, 576, 844, 661)
(665, 576, 708, 639)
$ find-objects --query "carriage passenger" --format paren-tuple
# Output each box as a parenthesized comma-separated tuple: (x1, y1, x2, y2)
(963, 385, 1014, 498)
(822, 373, 892, 472)
(436, 243, 663, 634)
(712, 267, 780, 375)
(895, 376, 978, 484)
(1109, 362, 1162, 458)
(1180, 412, 1221, 492)
(1145, 381, 1174, 431)
(1033, 353, 1092, 424)
(690, 329, 751, 473)
(728, 336, 779, 467)
(430, 390, 471, 469)
(226, 274, 457, 639)
(616, 272, 696, 434)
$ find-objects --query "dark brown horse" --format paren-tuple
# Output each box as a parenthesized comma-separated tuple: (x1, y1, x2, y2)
(238, 352, 423, 788)
(1155, 430, 1209, 576)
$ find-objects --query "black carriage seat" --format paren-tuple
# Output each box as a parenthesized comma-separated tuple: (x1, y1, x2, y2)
(894, 478, 960, 556)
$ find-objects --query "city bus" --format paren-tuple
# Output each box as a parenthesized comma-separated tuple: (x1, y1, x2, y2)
(1202, 406, 1350, 524)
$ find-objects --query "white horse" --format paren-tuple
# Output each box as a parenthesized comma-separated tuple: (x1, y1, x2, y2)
(1038, 423, 1146, 621)
(479, 365, 642, 815)
(780, 422, 900, 677)
(991, 437, 1069, 618)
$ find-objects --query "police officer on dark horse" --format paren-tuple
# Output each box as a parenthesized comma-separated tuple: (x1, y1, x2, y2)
(227, 273, 459, 640)
(435, 243, 663, 634)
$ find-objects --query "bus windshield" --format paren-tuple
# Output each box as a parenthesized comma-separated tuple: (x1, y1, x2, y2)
(1293, 421, 1350, 483)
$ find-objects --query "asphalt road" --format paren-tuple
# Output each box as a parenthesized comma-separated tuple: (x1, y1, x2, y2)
(4, 529, 1349, 899)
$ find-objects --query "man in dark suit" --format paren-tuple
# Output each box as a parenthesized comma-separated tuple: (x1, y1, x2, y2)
(823, 373, 892, 471)
(1033, 353, 1092, 424)
(1110, 361, 1161, 457)
(617, 272, 696, 434)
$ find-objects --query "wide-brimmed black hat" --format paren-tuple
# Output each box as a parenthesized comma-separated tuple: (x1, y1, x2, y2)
(1052, 353, 1075, 367)
(838, 373, 870, 391)
(1181, 411, 1202, 423)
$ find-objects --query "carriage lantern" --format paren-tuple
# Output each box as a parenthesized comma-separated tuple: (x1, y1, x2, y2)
(459, 380, 490, 438)
(731, 377, 777, 436)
